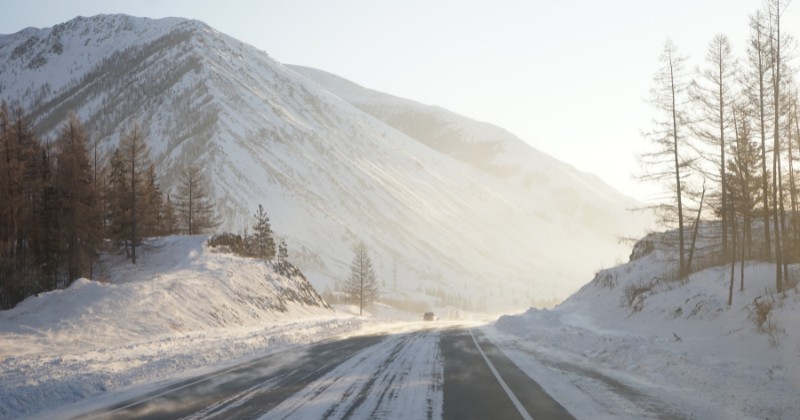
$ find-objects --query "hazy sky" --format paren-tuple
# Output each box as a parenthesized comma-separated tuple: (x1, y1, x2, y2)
(1, 1, 799, 201)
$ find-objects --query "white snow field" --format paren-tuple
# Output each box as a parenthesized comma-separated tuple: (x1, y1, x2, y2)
(0, 236, 382, 419)
(489, 230, 800, 419)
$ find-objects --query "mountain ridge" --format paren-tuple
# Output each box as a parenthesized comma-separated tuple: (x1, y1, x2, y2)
(0, 14, 651, 309)
(289, 64, 640, 239)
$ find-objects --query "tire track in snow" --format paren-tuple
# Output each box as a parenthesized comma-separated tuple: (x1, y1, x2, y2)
(198, 334, 389, 419)
(82, 333, 387, 420)
(264, 328, 443, 420)
(495, 339, 688, 420)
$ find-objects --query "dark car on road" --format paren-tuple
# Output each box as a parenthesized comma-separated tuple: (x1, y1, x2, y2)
(423, 312, 435, 321)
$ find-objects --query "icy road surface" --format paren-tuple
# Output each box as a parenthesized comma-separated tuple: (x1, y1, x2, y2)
(79, 323, 575, 420)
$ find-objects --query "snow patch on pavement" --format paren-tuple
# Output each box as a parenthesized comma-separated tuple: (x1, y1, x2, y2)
(263, 329, 443, 420)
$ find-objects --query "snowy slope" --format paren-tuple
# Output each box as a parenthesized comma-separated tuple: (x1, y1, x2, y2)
(490, 230, 800, 419)
(0, 15, 651, 309)
(290, 64, 641, 240)
(1, 236, 331, 347)
(0, 235, 372, 418)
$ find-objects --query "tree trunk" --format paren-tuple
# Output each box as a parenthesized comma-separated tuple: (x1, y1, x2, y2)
(740, 223, 746, 292)
(771, 1, 783, 292)
(756, 18, 772, 260)
(130, 136, 137, 265)
(728, 201, 737, 306)
(718, 50, 728, 257)
(686, 184, 706, 275)
(670, 54, 686, 278)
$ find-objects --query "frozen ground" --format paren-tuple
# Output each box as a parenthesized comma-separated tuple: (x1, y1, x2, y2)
(4, 232, 799, 419)
(489, 232, 800, 419)
(0, 236, 392, 419)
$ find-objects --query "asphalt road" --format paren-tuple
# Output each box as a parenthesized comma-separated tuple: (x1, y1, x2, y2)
(79, 325, 573, 420)
(441, 328, 573, 420)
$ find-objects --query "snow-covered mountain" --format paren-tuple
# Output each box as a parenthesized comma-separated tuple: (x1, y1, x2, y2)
(290, 64, 634, 238)
(0, 14, 651, 309)
(291, 64, 650, 249)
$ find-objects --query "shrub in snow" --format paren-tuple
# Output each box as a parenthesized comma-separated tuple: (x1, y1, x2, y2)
(749, 293, 785, 347)
(628, 235, 656, 261)
(593, 271, 617, 289)
(207, 232, 247, 255)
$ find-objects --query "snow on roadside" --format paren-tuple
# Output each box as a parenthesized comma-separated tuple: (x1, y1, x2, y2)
(489, 232, 800, 419)
(11, 317, 368, 420)
(0, 236, 376, 419)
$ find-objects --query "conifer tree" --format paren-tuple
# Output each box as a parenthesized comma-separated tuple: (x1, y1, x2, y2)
(141, 164, 163, 237)
(764, 0, 791, 291)
(37, 146, 60, 289)
(278, 239, 288, 262)
(0, 103, 13, 307)
(162, 194, 177, 235)
(641, 39, 693, 278)
(54, 113, 99, 284)
(250, 204, 275, 259)
(0, 106, 48, 307)
(727, 111, 762, 255)
(174, 165, 218, 235)
(343, 242, 379, 315)
(743, 10, 773, 259)
(115, 124, 153, 264)
(693, 34, 737, 256)
(106, 148, 129, 250)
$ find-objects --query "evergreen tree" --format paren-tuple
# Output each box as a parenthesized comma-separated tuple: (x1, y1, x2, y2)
(726, 108, 763, 300)
(342, 242, 379, 315)
(278, 239, 288, 262)
(250, 204, 275, 259)
(727, 112, 762, 254)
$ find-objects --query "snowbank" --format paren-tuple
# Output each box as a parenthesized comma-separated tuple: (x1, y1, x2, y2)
(0, 236, 369, 419)
(491, 232, 800, 419)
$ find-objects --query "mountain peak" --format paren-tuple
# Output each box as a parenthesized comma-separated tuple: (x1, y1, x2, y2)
(0, 14, 217, 108)
(0, 14, 650, 310)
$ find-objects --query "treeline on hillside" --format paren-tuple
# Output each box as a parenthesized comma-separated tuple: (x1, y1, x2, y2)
(641, 0, 799, 302)
(0, 103, 218, 309)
